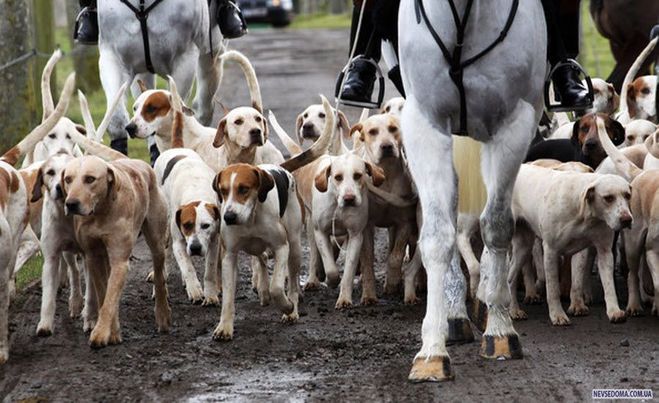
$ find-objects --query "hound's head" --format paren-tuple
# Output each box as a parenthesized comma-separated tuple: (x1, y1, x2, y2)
(296, 104, 350, 145)
(587, 78, 619, 116)
(580, 175, 633, 231)
(350, 114, 402, 164)
(571, 113, 625, 166)
(39, 118, 83, 158)
(126, 90, 193, 140)
(60, 156, 116, 216)
(624, 119, 657, 146)
(175, 201, 220, 256)
(381, 97, 405, 119)
(627, 76, 657, 120)
(31, 153, 74, 203)
(213, 107, 268, 150)
(212, 163, 275, 226)
(314, 154, 385, 208)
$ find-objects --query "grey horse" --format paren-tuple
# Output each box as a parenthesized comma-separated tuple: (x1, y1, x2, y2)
(98, 0, 221, 153)
(398, 0, 547, 381)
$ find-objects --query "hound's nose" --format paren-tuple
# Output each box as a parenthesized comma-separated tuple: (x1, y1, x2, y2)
(224, 211, 238, 225)
(65, 200, 80, 215)
(125, 123, 138, 138)
(343, 194, 356, 206)
(189, 242, 203, 256)
(249, 128, 263, 144)
(620, 215, 633, 229)
(381, 143, 395, 157)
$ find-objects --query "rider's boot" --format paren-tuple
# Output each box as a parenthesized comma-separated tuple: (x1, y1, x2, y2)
(74, 1, 99, 45)
(339, 58, 377, 104)
(551, 61, 591, 111)
(217, 0, 247, 39)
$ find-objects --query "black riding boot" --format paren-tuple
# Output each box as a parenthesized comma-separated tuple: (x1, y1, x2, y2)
(551, 61, 592, 110)
(340, 58, 377, 105)
(74, 0, 99, 45)
(110, 137, 129, 156)
(216, 0, 247, 39)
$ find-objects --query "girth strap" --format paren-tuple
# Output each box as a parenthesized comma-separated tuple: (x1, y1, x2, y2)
(119, 0, 166, 74)
(414, 0, 519, 135)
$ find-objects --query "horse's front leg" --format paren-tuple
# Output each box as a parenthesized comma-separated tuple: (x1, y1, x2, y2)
(402, 97, 457, 382)
(98, 50, 132, 154)
(478, 100, 537, 360)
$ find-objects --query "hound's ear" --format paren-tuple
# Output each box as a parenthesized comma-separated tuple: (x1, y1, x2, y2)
(295, 113, 304, 145)
(106, 166, 117, 200)
(175, 208, 182, 230)
(257, 168, 275, 203)
(314, 165, 331, 193)
(627, 83, 638, 119)
(571, 119, 582, 147)
(337, 111, 350, 135)
(31, 168, 44, 203)
(137, 79, 148, 94)
(59, 169, 67, 198)
(212, 172, 222, 202)
(365, 162, 385, 187)
(608, 118, 626, 146)
(214, 118, 228, 148)
(182, 105, 195, 116)
(350, 123, 364, 142)
(208, 205, 220, 221)
(578, 184, 596, 218)
(260, 112, 269, 140)
(75, 124, 87, 135)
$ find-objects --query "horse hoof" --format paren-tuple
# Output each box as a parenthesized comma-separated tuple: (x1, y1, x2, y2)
(446, 318, 475, 345)
(408, 355, 454, 382)
(480, 334, 523, 360)
(469, 299, 488, 332)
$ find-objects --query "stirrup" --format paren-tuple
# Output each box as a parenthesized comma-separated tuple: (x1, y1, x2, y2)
(544, 59, 594, 113)
(335, 56, 385, 109)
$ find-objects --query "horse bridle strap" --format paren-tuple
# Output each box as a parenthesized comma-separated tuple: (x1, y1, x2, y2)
(414, 0, 519, 135)
(119, 0, 166, 74)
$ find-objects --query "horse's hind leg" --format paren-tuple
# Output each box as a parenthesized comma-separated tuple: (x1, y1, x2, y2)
(445, 249, 474, 345)
(478, 100, 537, 360)
(402, 97, 457, 382)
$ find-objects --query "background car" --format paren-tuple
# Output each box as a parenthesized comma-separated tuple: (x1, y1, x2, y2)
(237, 0, 294, 28)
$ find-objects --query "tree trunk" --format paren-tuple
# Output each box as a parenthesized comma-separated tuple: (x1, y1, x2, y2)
(0, 0, 38, 154)
(66, 0, 101, 94)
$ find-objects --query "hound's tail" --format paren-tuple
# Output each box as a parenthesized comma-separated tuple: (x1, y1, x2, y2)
(221, 50, 263, 113)
(1, 73, 75, 167)
(597, 115, 643, 181)
(617, 36, 658, 123)
(268, 110, 303, 155)
(40, 49, 63, 121)
(79, 82, 129, 143)
(77, 89, 128, 161)
(280, 95, 334, 172)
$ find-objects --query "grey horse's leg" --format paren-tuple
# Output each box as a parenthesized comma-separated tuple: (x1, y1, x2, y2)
(98, 50, 132, 155)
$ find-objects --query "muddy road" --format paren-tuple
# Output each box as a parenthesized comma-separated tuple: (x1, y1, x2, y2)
(1, 29, 658, 402)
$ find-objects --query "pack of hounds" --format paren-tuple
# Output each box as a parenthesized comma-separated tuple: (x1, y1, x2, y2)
(0, 41, 657, 367)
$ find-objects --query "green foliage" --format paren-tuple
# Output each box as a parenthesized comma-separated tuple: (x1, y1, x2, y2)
(290, 12, 351, 29)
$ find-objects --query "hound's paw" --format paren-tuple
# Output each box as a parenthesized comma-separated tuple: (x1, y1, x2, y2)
(187, 285, 204, 305)
(259, 290, 271, 307)
(145, 271, 154, 283)
(651, 304, 658, 316)
(360, 295, 378, 306)
(36, 324, 53, 337)
(509, 307, 528, 320)
(523, 294, 543, 305)
(202, 295, 220, 307)
(335, 298, 353, 310)
(281, 312, 299, 323)
(567, 303, 589, 317)
(83, 318, 96, 333)
(89, 326, 112, 349)
(303, 280, 321, 291)
(408, 355, 454, 382)
(607, 309, 627, 324)
(325, 273, 340, 289)
(550, 312, 571, 326)
(156, 305, 172, 333)
(404, 294, 421, 305)
(0, 349, 8, 365)
(383, 281, 402, 296)
(212, 323, 234, 341)
(625, 304, 644, 317)
(583, 291, 594, 306)
(69, 296, 84, 319)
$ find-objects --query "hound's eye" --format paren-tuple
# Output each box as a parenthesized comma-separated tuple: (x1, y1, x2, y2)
(368, 129, 378, 136)
(133, 105, 138, 112)
(388, 125, 397, 133)
(238, 185, 249, 195)
(303, 113, 308, 119)
(624, 193, 631, 200)
(145, 105, 156, 114)
(353, 173, 362, 181)
(385, 106, 391, 112)
(581, 125, 589, 133)
(627, 135, 635, 141)
(255, 116, 262, 123)
(183, 222, 194, 231)
(46, 169, 55, 176)
(64, 176, 73, 184)
(66, 134, 71, 140)
(643, 135, 650, 140)
(335, 174, 343, 182)
(234, 119, 244, 125)
(603, 195, 615, 203)
(201, 223, 210, 230)
(84, 176, 96, 184)
(48, 133, 56, 139)
(593, 89, 600, 95)
(319, 113, 326, 119)
(641, 88, 651, 95)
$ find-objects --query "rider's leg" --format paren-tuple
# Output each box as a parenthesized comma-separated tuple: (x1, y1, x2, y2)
(541, 0, 591, 111)
(74, 0, 98, 45)
(216, 0, 248, 39)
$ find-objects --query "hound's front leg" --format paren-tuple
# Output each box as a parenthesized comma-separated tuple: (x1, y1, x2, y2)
(63, 252, 84, 319)
(0, 243, 12, 365)
(544, 248, 570, 326)
(567, 250, 590, 317)
(336, 231, 364, 309)
(213, 252, 238, 341)
(171, 228, 204, 304)
(89, 256, 128, 348)
(314, 229, 340, 289)
(270, 244, 293, 315)
(594, 241, 626, 323)
(202, 237, 221, 306)
(36, 252, 63, 336)
(359, 225, 378, 305)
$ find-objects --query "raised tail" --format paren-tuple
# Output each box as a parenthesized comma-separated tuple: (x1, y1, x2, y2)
(77, 90, 128, 161)
(280, 95, 334, 172)
(618, 36, 658, 123)
(221, 50, 263, 113)
(1, 73, 75, 166)
(40, 49, 63, 121)
(596, 116, 642, 181)
(268, 110, 303, 155)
